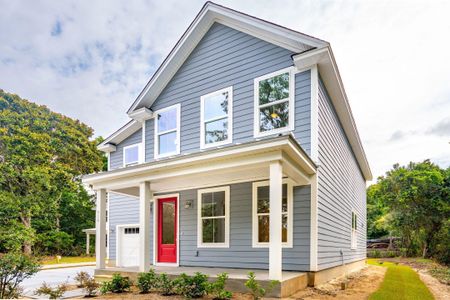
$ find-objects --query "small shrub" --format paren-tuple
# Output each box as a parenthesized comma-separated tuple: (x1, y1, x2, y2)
(137, 269, 158, 293)
(0, 252, 40, 299)
(244, 272, 278, 300)
(35, 282, 68, 299)
(206, 272, 233, 300)
(83, 277, 100, 297)
(157, 273, 177, 296)
(100, 273, 132, 294)
(175, 272, 208, 299)
(74, 271, 90, 287)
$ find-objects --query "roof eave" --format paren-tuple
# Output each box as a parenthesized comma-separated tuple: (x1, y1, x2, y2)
(126, 1, 328, 115)
(293, 47, 373, 181)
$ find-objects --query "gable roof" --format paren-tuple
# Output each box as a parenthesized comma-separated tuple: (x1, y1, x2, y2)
(127, 1, 328, 114)
(100, 1, 372, 180)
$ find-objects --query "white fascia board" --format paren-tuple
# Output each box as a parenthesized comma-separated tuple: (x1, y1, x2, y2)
(293, 47, 373, 181)
(84, 136, 316, 187)
(128, 107, 153, 122)
(127, 2, 327, 114)
(98, 143, 116, 153)
(97, 120, 142, 151)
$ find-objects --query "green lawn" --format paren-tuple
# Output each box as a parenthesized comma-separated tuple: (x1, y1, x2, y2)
(368, 259, 434, 300)
(42, 256, 95, 265)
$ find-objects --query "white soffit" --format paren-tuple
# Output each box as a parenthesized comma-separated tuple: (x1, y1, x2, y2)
(97, 120, 141, 152)
(293, 48, 373, 181)
(126, 1, 328, 115)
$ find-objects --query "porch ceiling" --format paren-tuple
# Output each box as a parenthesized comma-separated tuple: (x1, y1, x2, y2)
(83, 135, 316, 197)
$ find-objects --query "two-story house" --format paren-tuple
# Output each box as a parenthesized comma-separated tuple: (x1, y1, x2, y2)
(83, 2, 372, 297)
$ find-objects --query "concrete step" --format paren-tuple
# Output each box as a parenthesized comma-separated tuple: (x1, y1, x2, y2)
(94, 274, 112, 282)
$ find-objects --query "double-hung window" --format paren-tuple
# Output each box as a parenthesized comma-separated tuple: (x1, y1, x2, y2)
(351, 211, 358, 249)
(197, 186, 230, 248)
(254, 67, 294, 137)
(154, 104, 180, 158)
(123, 143, 142, 167)
(200, 87, 233, 148)
(252, 180, 293, 248)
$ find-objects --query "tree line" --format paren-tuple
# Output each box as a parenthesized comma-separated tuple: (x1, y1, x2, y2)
(367, 160, 450, 264)
(0, 90, 105, 256)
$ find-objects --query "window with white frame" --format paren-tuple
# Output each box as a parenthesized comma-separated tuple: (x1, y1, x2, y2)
(200, 87, 233, 148)
(154, 104, 180, 158)
(123, 143, 142, 167)
(197, 186, 230, 248)
(351, 211, 358, 249)
(252, 181, 293, 247)
(254, 68, 294, 137)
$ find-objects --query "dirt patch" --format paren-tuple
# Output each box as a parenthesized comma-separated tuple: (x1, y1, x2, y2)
(287, 265, 386, 300)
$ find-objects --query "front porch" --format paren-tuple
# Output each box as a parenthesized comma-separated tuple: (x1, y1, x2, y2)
(83, 135, 317, 289)
(95, 265, 307, 298)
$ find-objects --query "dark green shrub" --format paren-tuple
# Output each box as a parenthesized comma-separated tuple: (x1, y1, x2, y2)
(157, 273, 177, 296)
(0, 252, 40, 298)
(35, 282, 68, 299)
(175, 272, 208, 299)
(244, 272, 278, 300)
(206, 272, 233, 300)
(137, 269, 158, 293)
(100, 273, 132, 294)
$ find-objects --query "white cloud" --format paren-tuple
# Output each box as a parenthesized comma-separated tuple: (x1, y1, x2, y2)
(0, 0, 449, 180)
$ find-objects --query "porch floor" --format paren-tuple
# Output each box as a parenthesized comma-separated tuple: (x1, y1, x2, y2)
(95, 265, 308, 297)
(96, 265, 304, 281)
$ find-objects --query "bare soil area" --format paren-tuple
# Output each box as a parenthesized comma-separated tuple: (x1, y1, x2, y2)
(287, 265, 386, 300)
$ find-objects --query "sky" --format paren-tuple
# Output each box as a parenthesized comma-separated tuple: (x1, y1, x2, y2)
(0, 0, 449, 181)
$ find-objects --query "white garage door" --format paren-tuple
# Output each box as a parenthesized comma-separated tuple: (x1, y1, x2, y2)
(119, 226, 139, 267)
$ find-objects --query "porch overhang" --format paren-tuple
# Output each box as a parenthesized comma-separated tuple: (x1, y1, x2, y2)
(83, 135, 316, 196)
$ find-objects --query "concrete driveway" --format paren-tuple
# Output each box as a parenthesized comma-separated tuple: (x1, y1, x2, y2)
(21, 265, 95, 297)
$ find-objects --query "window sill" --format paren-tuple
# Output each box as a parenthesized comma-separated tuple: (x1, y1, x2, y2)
(252, 243, 293, 249)
(197, 243, 230, 249)
(254, 127, 293, 139)
(200, 139, 233, 150)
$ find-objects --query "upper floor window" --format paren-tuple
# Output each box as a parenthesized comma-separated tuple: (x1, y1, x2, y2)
(197, 186, 230, 248)
(123, 143, 142, 167)
(351, 211, 358, 249)
(254, 67, 295, 137)
(154, 104, 180, 158)
(200, 87, 233, 148)
(252, 180, 293, 248)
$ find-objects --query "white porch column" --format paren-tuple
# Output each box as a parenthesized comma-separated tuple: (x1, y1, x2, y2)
(139, 181, 152, 272)
(86, 234, 90, 255)
(95, 189, 107, 269)
(269, 161, 283, 280)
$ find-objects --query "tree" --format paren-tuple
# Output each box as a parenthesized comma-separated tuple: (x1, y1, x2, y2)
(0, 90, 104, 254)
(367, 160, 450, 261)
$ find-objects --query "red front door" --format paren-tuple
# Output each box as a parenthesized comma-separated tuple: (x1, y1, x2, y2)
(157, 197, 177, 263)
